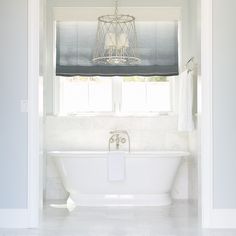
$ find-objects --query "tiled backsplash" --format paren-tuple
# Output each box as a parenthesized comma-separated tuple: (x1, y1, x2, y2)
(44, 115, 191, 200)
(45, 115, 188, 151)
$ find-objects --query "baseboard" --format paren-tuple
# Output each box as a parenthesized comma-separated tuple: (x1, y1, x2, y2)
(0, 209, 29, 228)
(205, 209, 236, 228)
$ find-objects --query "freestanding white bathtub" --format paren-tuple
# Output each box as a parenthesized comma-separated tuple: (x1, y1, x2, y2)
(48, 151, 189, 207)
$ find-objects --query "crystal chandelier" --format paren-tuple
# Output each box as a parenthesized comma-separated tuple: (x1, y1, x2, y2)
(93, 1, 140, 65)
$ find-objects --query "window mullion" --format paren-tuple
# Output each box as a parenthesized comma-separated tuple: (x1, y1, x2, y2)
(113, 77, 122, 113)
(118, 77, 122, 112)
(112, 78, 116, 112)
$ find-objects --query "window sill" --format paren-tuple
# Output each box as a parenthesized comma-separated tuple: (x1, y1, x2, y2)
(50, 112, 177, 118)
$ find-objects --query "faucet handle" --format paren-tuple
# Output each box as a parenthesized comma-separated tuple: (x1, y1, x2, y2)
(121, 138, 126, 144)
(110, 138, 115, 143)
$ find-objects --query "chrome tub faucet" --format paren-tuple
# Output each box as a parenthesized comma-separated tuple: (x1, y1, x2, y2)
(108, 130, 130, 152)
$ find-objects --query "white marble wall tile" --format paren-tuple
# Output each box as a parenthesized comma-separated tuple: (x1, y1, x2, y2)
(188, 128, 199, 203)
(45, 158, 69, 200)
(165, 132, 189, 150)
(129, 130, 166, 150)
(46, 177, 68, 200)
(171, 159, 189, 199)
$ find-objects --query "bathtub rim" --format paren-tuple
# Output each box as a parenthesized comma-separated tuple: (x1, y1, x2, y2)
(47, 150, 190, 158)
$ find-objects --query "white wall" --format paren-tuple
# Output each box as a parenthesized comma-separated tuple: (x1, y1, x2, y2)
(213, 0, 236, 208)
(0, 0, 28, 208)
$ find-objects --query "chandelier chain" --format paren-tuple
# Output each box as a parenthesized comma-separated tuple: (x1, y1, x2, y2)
(115, 0, 118, 18)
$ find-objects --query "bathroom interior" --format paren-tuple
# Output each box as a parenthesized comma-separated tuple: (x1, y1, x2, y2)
(40, 0, 201, 232)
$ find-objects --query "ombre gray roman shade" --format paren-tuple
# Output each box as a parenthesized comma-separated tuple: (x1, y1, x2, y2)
(56, 21, 179, 77)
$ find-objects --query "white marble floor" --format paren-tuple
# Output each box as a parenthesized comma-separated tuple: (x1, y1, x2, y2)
(0, 201, 236, 236)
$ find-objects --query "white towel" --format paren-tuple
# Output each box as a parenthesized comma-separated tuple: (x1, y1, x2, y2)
(178, 70, 194, 132)
(108, 152, 125, 181)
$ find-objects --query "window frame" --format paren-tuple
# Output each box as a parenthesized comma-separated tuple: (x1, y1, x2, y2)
(53, 76, 177, 117)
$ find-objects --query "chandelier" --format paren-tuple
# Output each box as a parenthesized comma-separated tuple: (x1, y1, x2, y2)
(92, 1, 140, 65)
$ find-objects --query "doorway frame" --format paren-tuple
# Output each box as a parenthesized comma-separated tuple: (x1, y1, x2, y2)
(27, 0, 236, 229)
(200, 0, 236, 228)
(200, 0, 214, 228)
(28, 0, 40, 228)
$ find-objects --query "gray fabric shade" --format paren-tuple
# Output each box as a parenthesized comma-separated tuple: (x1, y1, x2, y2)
(56, 21, 179, 76)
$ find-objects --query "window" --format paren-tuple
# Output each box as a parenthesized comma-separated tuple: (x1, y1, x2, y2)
(57, 77, 112, 114)
(55, 76, 174, 115)
(121, 77, 171, 113)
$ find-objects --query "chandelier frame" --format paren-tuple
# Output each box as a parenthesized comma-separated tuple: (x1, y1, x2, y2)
(92, 1, 140, 65)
